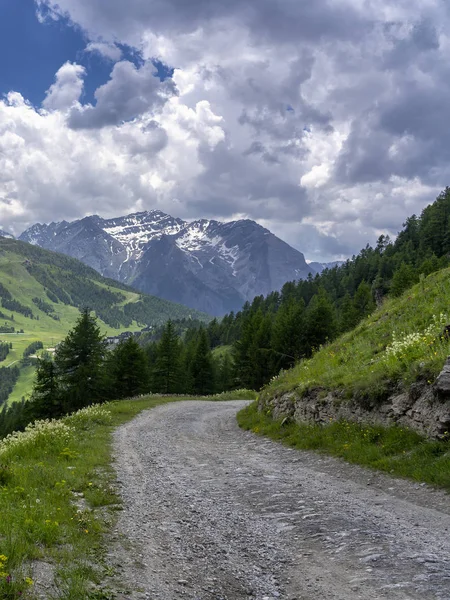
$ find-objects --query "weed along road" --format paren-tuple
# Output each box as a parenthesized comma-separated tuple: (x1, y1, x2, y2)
(111, 401, 450, 600)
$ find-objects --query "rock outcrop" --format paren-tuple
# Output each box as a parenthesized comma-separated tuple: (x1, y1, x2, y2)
(259, 358, 450, 439)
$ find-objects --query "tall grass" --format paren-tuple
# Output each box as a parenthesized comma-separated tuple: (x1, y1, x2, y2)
(0, 397, 179, 598)
(264, 269, 450, 402)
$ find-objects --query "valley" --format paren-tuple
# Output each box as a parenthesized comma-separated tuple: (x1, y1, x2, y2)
(0, 238, 208, 405)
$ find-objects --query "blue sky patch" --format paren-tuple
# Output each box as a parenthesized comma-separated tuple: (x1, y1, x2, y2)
(0, 0, 172, 107)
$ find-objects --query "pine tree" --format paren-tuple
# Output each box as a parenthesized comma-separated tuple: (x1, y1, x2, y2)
(191, 329, 215, 395)
(353, 281, 376, 321)
(108, 337, 149, 399)
(30, 357, 62, 419)
(339, 293, 359, 332)
(304, 288, 337, 353)
(250, 312, 274, 390)
(390, 262, 418, 297)
(153, 320, 181, 394)
(55, 308, 107, 412)
(272, 298, 306, 369)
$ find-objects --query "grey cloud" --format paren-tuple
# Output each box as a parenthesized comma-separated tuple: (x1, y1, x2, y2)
(382, 19, 440, 71)
(335, 72, 450, 186)
(39, 0, 369, 47)
(25, 0, 450, 262)
(68, 61, 176, 129)
(181, 140, 310, 222)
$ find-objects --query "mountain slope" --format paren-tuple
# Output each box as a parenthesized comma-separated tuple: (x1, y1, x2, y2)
(20, 211, 313, 315)
(263, 266, 450, 402)
(0, 238, 209, 404)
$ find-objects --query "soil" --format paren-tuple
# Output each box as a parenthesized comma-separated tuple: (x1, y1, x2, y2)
(108, 400, 450, 600)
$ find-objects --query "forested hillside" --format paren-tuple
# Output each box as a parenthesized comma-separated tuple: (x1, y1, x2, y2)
(159, 187, 450, 391)
(0, 238, 208, 327)
(0, 239, 209, 406)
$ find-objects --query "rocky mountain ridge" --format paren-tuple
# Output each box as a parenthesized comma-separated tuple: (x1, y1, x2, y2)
(19, 211, 314, 315)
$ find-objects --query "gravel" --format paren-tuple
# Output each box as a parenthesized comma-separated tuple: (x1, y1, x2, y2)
(109, 400, 450, 600)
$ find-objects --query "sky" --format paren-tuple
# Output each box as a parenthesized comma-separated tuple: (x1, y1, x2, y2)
(0, 1, 448, 261)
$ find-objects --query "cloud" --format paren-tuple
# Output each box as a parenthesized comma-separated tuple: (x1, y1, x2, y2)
(5, 0, 448, 261)
(43, 62, 85, 111)
(85, 41, 122, 62)
(68, 60, 176, 129)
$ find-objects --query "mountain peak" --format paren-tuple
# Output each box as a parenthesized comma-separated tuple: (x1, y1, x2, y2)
(19, 210, 313, 315)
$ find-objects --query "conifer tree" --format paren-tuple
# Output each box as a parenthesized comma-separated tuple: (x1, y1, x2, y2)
(55, 308, 107, 412)
(217, 353, 234, 392)
(272, 298, 306, 369)
(390, 262, 418, 297)
(191, 328, 215, 395)
(353, 281, 376, 321)
(108, 337, 149, 399)
(153, 320, 181, 393)
(30, 356, 62, 419)
(304, 288, 337, 354)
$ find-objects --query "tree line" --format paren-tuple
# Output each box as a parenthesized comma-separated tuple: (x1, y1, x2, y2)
(155, 186, 450, 390)
(0, 310, 229, 437)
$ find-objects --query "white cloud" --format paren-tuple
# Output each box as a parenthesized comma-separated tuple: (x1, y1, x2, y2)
(85, 42, 122, 62)
(7, 0, 450, 260)
(43, 62, 85, 111)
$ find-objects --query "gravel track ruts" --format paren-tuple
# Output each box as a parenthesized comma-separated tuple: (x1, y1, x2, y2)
(109, 400, 450, 600)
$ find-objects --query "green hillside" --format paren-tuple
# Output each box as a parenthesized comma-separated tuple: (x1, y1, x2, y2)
(0, 238, 209, 403)
(262, 267, 450, 403)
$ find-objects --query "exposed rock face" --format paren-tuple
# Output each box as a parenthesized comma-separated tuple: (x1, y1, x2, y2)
(20, 211, 314, 315)
(259, 361, 450, 439)
(434, 356, 450, 398)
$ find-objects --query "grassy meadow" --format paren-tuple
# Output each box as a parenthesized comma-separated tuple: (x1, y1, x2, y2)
(263, 268, 450, 403)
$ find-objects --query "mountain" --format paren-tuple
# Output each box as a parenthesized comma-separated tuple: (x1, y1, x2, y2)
(20, 211, 313, 315)
(0, 229, 14, 239)
(308, 261, 345, 274)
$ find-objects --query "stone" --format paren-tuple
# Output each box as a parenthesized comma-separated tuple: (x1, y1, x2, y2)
(434, 356, 450, 398)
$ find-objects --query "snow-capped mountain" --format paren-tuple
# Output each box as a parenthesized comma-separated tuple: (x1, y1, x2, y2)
(0, 229, 15, 239)
(308, 260, 345, 274)
(20, 211, 314, 315)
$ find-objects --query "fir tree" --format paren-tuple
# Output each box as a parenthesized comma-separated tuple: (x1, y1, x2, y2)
(153, 320, 181, 393)
(304, 288, 337, 353)
(217, 353, 234, 392)
(55, 308, 107, 412)
(191, 329, 215, 395)
(30, 357, 62, 419)
(108, 337, 149, 399)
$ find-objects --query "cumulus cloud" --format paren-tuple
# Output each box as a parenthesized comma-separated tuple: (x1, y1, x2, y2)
(6, 0, 449, 260)
(43, 62, 85, 111)
(68, 60, 176, 129)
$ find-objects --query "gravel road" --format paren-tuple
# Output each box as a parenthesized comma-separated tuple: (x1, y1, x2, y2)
(110, 400, 450, 600)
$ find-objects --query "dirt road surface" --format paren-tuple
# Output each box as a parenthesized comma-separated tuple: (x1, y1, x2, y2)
(109, 400, 450, 600)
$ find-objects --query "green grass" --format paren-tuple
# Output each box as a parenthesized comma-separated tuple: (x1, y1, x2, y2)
(203, 388, 257, 400)
(8, 365, 36, 403)
(0, 393, 251, 599)
(237, 401, 450, 491)
(264, 268, 450, 403)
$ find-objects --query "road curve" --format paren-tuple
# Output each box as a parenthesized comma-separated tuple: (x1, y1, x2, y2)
(110, 400, 450, 600)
